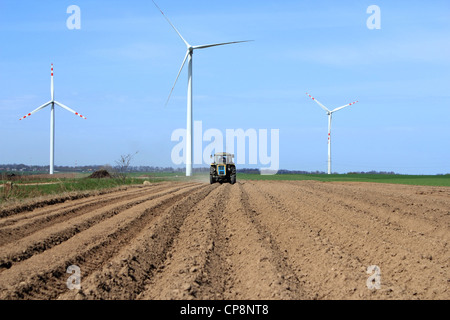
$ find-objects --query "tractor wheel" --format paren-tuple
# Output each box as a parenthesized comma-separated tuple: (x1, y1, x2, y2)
(209, 175, 214, 184)
(230, 174, 236, 185)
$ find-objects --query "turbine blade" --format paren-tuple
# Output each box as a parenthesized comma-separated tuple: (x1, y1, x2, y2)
(306, 92, 330, 113)
(54, 101, 87, 119)
(193, 40, 253, 50)
(331, 100, 359, 113)
(165, 50, 189, 107)
(19, 101, 52, 120)
(151, 0, 190, 47)
(51, 63, 54, 101)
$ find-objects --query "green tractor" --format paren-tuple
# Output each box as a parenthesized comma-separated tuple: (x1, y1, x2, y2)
(210, 152, 236, 184)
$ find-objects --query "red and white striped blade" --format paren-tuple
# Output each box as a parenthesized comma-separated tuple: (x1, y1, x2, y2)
(305, 92, 330, 113)
(54, 101, 87, 119)
(51, 64, 54, 100)
(19, 101, 52, 120)
(332, 100, 359, 113)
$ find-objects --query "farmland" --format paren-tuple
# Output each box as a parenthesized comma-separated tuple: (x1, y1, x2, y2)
(0, 176, 448, 300)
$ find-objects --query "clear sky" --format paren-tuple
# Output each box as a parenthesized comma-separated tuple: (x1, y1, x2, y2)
(0, 0, 449, 174)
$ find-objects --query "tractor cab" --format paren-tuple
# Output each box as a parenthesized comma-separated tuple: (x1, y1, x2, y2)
(212, 153, 234, 165)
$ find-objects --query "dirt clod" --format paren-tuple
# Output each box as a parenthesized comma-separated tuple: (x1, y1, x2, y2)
(88, 170, 111, 179)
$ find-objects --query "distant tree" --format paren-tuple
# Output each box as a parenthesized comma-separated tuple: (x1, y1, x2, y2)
(114, 151, 138, 182)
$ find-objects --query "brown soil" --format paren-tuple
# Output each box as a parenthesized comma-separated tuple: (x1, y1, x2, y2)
(88, 170, 111, 179)
(0, 180, 448, 300)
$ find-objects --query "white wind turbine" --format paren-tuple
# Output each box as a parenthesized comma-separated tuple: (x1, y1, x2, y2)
(19, 64, 87, 175)
(152, 0, 252, 176)
(306, 92, 358, 175)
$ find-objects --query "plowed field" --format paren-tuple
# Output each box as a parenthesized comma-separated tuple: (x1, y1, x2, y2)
(0, 181, 448, 300)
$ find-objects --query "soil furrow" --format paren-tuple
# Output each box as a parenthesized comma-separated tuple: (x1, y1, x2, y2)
(0, 183, 182, 246)
(59, 184, 217, 300)
(0, 183, 173, 228)
(242, 181, 374, 299)
(0, 180, 447, 300)
(290, 180, 449, 230)
(136, 183, 226, 300)
(137, 181, 306, 300)
(257, 181, 449, 268)
(0, 183, 206, 299)
(0, 185, 147, 225)
(0, 183, 198, 271)
(246, 181, 449, 300)
(216, 182, 304, 299)
(0, 184, 159, 218)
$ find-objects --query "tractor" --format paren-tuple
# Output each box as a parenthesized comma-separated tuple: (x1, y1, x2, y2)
(209, 152, 236, 184)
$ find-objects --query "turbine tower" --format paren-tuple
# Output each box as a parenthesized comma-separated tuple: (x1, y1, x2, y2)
(19, 64, 87, 175)
(306, 92, 358, 174)
(152, 0, 252, 176)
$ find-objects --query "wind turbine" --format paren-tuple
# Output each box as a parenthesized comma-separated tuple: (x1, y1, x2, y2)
(19, 64, 87, 175)
(152, 0, 252, 176)
(306, 92, 358, 175)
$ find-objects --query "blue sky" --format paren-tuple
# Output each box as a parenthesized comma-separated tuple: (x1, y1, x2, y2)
(0, 0, 449, 174)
